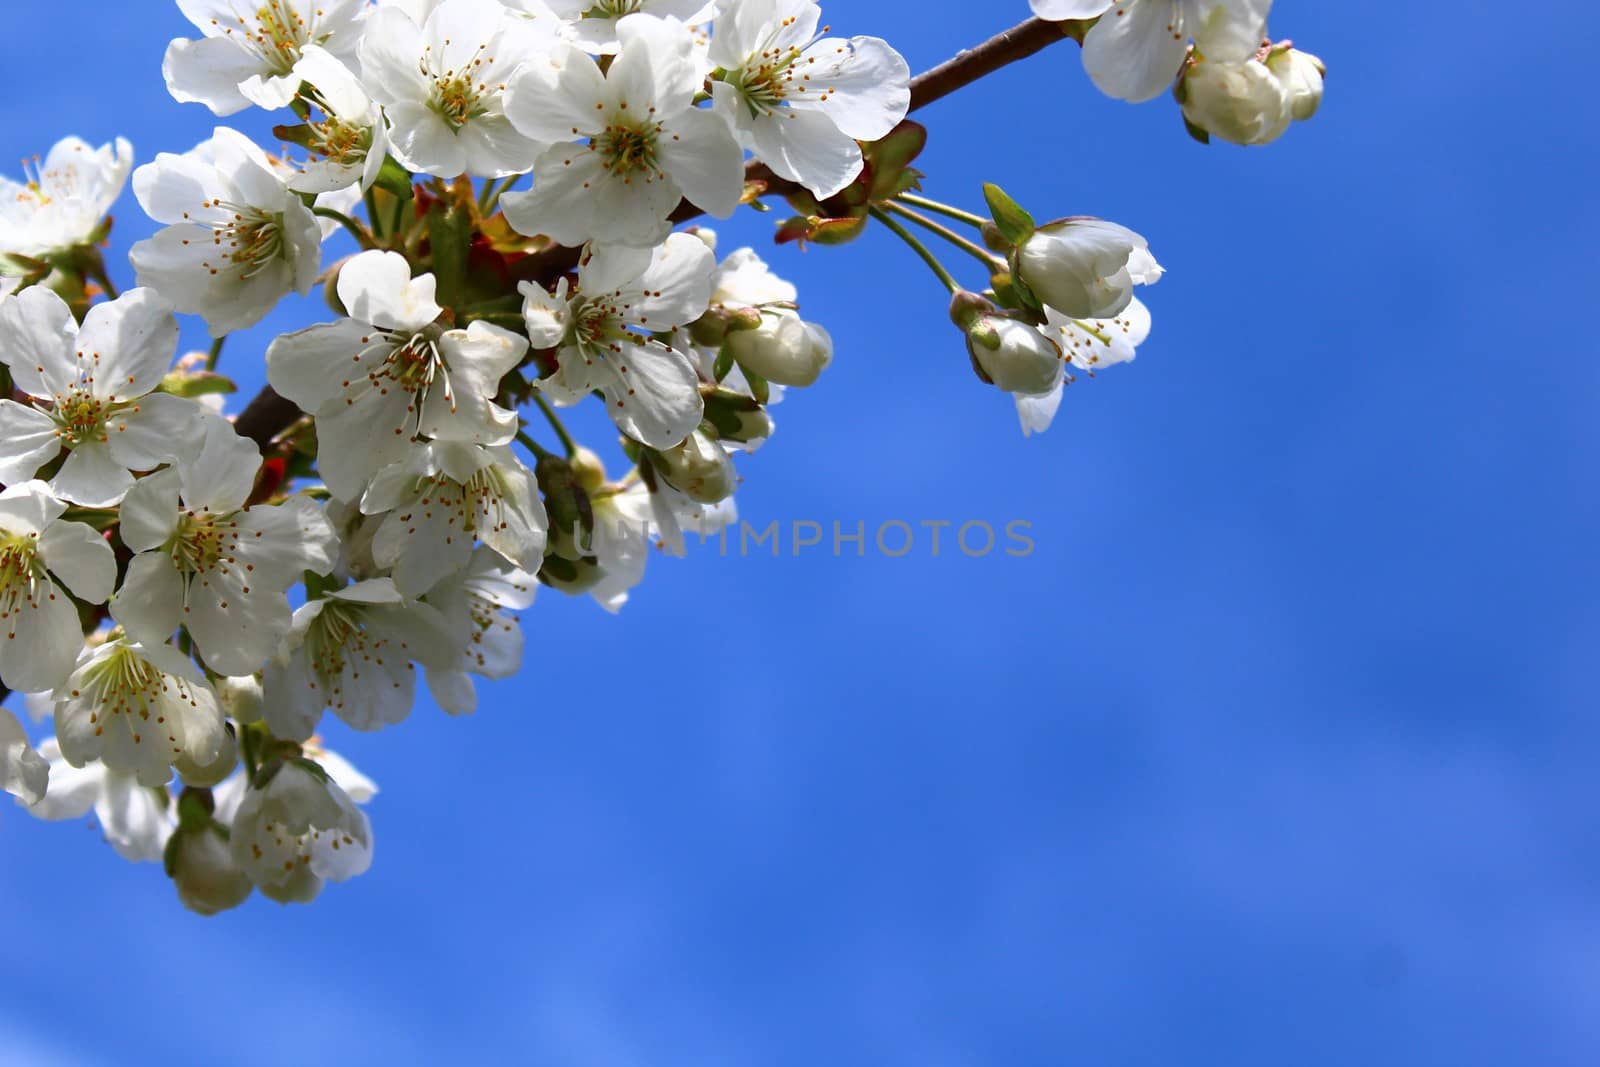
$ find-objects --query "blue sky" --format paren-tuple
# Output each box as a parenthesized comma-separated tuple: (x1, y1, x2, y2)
(3, 1, 1599, 1064)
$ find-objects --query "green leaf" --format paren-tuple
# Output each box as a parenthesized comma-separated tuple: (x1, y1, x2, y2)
(158, 370, 237, 399)
(982, 183, 1036, 247)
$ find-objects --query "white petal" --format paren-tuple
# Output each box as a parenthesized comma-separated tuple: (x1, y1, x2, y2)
(338, 251, 443, 332)
(50, 443, 136, 508)
(1083, 0, 1192, 103)
(0, 401, 63, 484)
(0, 286, 78, 399)
(37, 520, 115, 603)
(75, 288, 179, 403)
(109, 552, 185, 647)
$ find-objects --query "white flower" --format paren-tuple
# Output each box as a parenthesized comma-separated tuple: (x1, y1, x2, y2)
(1269, 46, 1325, 122)
(544, 0, 713, 54)
(0, 136, 133, 257)
(420, 547, 537, 714)
(286, 44, 391, 193)
(707, 243, 796, 308)
(50, 637, 227, 788)
(24, 738, 173, 862)
(1031, 0, 1271, 104)
(110, 416, 340, 677)
(1014, 218, 1163, 321)
(1180, 56, 1292, 146)
(0, 481, 116, 694)
(359, 0, 553, 178)
(708, 0, 910, 199)
(362, 442, 548, 597)
(267, 250, 527, 500)
(260, 578, 462, 739)
(724, 309, 832, 388)
(1017, 298, 1152, 438)
(502, 14, 745, 247)
(520, 233, 714, 448)
(0, 287, 200, 507)
(163, 0, 369, 116)
(229, 757, 373, 904)
(1, 706, 47, 808)
(130, 128, 323, 337)
(967, 316, 1064, 397)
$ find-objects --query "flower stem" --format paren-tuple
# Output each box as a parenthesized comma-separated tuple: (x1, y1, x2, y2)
(89, 263, 120, 300)
(364, 188, 384, 240)
(869, 206, 961, 294)
(882, 201, 1006, 272)
(895, 193, 990, 229)
(314, 206, 377, 250)
(205, 336, 226, 371)
(515, 429, 556, 462)
(531, 393, 578, 457)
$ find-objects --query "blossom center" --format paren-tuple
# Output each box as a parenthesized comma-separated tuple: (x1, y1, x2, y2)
(52, 387, 111, 446)
(432, 74, 486, 130)
(203, 199, 289, 278)
(584, 1, 646, 17)
(170, 511, 242, 576)
(0, 531, 45, 620)
(309, 115, 372, 166)
(234, 0, 322, 76)
(74, 646, 181, 736)
(595, 122, 663, 181)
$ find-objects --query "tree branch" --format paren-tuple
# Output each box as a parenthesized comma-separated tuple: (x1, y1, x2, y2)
(910, 17, 1084, 112)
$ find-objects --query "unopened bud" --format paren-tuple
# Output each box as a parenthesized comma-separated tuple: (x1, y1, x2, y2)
(1268, 46, 1326, 122)
(219, 676, 264, 724)
(1179, 57, 1293, 146)
(536, 453, 595, 561)
(650, 431, 737, 504)
(1013, 218, 1163, 320)
(949, 289, 996, 330)
(724, 310, 832, 388)
(964, 315, 1064, 397)
(166, 825, 254, 916)
(177, 730, 238, 788)
(702, 388, 774, 444)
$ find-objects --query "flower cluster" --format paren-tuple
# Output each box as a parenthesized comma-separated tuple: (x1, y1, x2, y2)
(1030, 0, 1324, 145)
(0, 0, 1325, 912)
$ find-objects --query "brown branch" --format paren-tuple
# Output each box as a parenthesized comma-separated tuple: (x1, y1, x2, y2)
(910, 17, 1085, 113)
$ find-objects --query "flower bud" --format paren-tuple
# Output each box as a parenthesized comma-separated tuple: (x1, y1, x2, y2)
(702, 388, 774, 445)
(1269, 47, 1326, 122)
(650, 431, 737, 505)
(535, 452, 596, 562)
(218, 675, 264, 724)
(965, 316, 1064, 397)
(167, 825, 254, 916)
(1013, 219, 1162, 321)
(724, 310, 833, 388)
(1179, 57, 1294, 146)
(177, 729, 239, 788)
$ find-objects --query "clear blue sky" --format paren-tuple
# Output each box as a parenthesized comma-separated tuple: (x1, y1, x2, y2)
(4, 2, 1598, 1064)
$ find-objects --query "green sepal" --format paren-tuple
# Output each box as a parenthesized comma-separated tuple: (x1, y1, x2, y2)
(373, 156, 415, 200)
(983, 183, 1036, 247)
